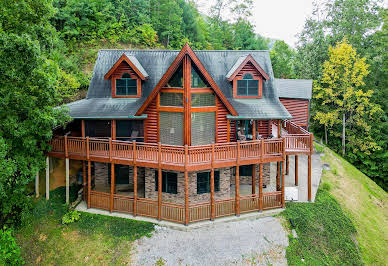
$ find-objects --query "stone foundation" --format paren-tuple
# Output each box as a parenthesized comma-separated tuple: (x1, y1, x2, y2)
(230, 164, 271, 187)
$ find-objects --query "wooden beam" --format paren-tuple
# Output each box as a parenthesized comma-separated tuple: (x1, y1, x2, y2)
(286, 155, 289, 175)
(158, 142, 162, 220)
(112, 120, 116, 140)
(46, 157, 49, 200)
(251, 164, 256, 195)
(235, 142, 240, 216)
(184, 145, 189, 225)
(210, 144, 215, 220)
(35, 171, 39, 198)
(133, 141, 137, 216)
(276, 162, 280, 191)
(82, 161, 86, 200)
(65, 158, 69, 204)
(259, 163, 263, 211)
(277, 120, 281, 138)
(81, 120, 85, 138)
(295, 155, 298, 186)
(227, 119, 230, 142)
(110, 163, 115, 212)
(87, 160, 91, 208)
(252, 120, 256, 140)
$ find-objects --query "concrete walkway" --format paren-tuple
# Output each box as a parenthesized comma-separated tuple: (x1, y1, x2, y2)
(282, 153, 322, 202)
(132, 216, 288, 266)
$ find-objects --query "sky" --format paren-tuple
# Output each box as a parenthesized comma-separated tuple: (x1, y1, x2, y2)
(196, 0, 315, 47)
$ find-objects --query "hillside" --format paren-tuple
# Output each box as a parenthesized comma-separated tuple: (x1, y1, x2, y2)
(283, 143, 387, 265)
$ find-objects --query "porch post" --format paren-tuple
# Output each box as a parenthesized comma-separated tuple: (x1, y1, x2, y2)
(87, 137, 91, 208)
(157, 142, 162, 220)
(259, 163, 263, 211)
(294, 155, 298, 186)
(308, 155, 312, 201)
(110, 163, 115, 212)
(252, 120, 256, 140)
(112, 120, 116, 140)
(35, 171, 39, 198)
(276, 162, 280, 191)
(235, 142, 240, 216)
(133, 141, 137, 216)
(184, 145, 189, 225)
(277, 119, 282, 137)
(282, 138, 286, 208)
(65, 158, 69, 204)
(46, 156, 50, 200)
(82, 161, 86, 200)
(251, 165, 256, 195)
(210, 144, 215, 221)
(286, 155, 289, 175)
(227, 119, 230, 142)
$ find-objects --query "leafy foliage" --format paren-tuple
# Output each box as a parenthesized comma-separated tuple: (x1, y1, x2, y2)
(270, 40, 296, 78)
(61, 210, 81, 225)
(282, 188, 362, 265)
(0, 227, 24, 265)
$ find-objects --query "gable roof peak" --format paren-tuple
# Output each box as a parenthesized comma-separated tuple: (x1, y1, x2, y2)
(226, 54, 270, 81)
(104, 53, 149, 80)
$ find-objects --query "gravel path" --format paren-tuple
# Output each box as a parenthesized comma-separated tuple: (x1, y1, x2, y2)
(132, 217, 288, 266)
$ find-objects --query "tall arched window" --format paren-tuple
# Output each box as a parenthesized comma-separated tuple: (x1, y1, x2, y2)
(237, 73, 258, 96)
(116, 73, 137, 96)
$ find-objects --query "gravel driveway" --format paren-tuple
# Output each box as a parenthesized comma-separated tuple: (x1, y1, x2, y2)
(132, 216, 288, 266)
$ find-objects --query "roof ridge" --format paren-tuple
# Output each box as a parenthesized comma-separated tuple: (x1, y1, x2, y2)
(98, 49, 270, 52)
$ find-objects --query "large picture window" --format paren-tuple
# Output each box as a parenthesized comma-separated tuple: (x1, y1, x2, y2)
(197, 171, 220, 194)
(237, 74, 258, 96)
(191, 93, 215, 107)
(191, 112, 215, 145)
(160, 112, 184, 145)
(116, 120, 144, 142)
(116, 73, 137, 96)
(155, 171, 178, 194)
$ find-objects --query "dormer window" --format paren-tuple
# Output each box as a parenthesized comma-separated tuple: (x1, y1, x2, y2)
(116, 73, 137, 96)
(237, 74, 258, 96)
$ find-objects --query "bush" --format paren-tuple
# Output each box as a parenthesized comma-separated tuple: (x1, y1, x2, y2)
(62, 210, 81, 225)
(0, 227, 23, 265)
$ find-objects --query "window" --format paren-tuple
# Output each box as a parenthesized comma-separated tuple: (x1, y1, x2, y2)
(191, 93, 215, 107)
(191, 65, 209, 88)
(116, 73, 137, 96)
(166, 64, 183, 87)
(237, 74, 258, 96)
(191, 112, 215, 145)
(116, 120, 144, 142)
(155, 171, 178, 194)
(160, 112, 184, 145)
(197, 171, 220, 194)
(108, 164, 130, 185)
(85, 120, 111, 138)
(160, 92, 183, 107)
(239, 165, 253, 176)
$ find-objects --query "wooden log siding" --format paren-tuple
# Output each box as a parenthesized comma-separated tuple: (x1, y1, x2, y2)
(216, 97, 229, 143)
(144, 97, 158, 143)
(279, 98, 309, 127)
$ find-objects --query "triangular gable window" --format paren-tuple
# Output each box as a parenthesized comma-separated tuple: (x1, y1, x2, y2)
(191, 64, 210, 88)
(166, 63, 183, 88)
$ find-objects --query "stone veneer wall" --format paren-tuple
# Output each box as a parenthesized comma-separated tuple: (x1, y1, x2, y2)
(230, 163, 271, 186)
(145, 168, 232, 205)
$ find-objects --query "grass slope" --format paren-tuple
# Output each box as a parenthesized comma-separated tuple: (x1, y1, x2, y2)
(317, 144, 388, 265)
(282, 144, 388, 265)
(16, 186, 154, 265)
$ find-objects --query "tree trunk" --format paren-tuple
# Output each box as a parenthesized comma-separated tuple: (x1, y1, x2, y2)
(324, 125, 328, 145)
(342, 113, 346, 156)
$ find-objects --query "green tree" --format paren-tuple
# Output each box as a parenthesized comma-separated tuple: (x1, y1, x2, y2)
(0, 0, 69, 226)
(270, 40, 295, 78)
(314, 39, 382, 156)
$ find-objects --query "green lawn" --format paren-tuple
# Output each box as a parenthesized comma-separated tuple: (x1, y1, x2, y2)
(282, 144, 388, 265)
(16, 186, 154, 265)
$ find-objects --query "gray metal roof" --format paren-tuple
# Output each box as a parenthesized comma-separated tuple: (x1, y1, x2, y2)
(275, 78, 312, 99)
(225, 55, 247, 79)
(124, 53, 149, 78)
(67, 49, 293, 119)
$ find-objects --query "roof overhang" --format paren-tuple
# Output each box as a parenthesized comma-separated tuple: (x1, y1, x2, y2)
(71, 114, 148, 120)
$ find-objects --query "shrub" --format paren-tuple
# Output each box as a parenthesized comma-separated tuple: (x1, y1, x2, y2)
(0, 227, 23, 265)
(62, 210, 81, 225)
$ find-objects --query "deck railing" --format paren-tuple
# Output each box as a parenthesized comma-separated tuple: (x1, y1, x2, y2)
(49, 136, 285, 168)
(282, 120, 313, 154)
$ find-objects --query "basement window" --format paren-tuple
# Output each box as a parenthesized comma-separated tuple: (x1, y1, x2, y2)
(197, 171, 220, 194)
(155, 171, 178, 194)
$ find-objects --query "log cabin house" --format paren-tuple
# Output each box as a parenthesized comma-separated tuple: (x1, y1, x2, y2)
(45, 44, 313, 225)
